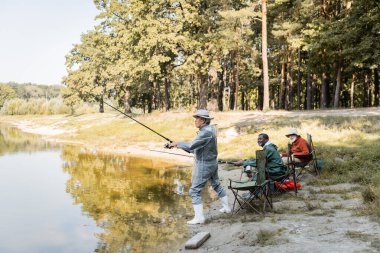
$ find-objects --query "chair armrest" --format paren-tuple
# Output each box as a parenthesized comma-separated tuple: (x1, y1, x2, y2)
(229, 178, 256, 184)
(228, 171, 258, 183)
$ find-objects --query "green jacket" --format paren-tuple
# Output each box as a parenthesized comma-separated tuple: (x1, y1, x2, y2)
(243, 142, 287, 180)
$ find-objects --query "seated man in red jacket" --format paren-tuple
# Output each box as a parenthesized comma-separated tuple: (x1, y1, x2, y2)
(281, 128, 312, 165)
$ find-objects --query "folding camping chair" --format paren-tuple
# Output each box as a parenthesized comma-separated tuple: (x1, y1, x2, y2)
(270, 143, 299, 196)
(228, 150, 272, 215)
(294, 133, 320, 179)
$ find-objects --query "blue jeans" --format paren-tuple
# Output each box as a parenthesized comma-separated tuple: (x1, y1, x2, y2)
(189, 166, 226, 205)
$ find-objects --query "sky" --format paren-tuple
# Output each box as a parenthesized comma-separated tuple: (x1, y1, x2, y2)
(0, 0, 99, 85)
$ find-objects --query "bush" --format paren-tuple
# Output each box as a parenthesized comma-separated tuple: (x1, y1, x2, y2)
(0, 97, 105, 115)
(1, 98, 26, 115)
(0, 98, 73, 115)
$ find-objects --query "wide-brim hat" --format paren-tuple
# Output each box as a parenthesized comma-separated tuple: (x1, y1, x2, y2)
(285, 128, 300, 137)
(192, 109, 213, 119)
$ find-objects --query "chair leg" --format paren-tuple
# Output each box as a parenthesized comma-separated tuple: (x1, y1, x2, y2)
(292, 169, 298, 195)
(230, 189, 264, 215)
(262, 183, 273, 209)
(243, 189, 262, 215)
(229, 188, 239, 214)
(230, 189, 251, 214)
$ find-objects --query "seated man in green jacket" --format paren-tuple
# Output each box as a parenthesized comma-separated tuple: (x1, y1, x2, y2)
(234, 133, 287, 180)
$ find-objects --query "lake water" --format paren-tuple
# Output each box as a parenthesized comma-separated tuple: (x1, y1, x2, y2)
(0, 124, 201, 253)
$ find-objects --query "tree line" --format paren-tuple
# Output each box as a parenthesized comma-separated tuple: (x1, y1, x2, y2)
(60, 0, 379, 113)
(0, 82, 90, 115)
(0, 82, 61, 107)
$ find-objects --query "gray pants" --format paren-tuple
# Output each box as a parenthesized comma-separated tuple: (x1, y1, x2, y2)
(189, 164, 226, 205)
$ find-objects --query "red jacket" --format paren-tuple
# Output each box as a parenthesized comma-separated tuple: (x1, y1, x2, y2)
(282, 137, 312, 163)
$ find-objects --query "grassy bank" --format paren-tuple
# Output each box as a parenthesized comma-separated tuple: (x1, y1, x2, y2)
(1, 110, 380, 219)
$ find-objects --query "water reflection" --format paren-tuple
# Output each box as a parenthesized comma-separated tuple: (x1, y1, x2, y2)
(173, 179, 185, 196)
(0, 124, 217, 253)
(62, 146, 193, 253)
(0, 124, 60, 156)
(0, 150, 102, 253)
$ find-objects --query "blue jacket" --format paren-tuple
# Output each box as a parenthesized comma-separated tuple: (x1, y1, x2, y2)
(177, 124, 218, 180)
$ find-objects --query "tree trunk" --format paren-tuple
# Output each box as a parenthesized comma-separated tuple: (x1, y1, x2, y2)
(241, 88, 245, 110)
(124, 87, 132, 113)
(234, 45, 240, 110)
(257, 81, 264, 110)
(286, 71, 293, 110)
(164, 77, 171, 111)
(273, 67, 280, 109)
(320, 73, 328, 109)
(217, 57, 226, 111)
(342, 77, 349, 107)
(218, 79, 224, 111)
(220, 55, 228, 111)
(350, 74, 355, 108)
(306, 51, 313, 110)
(306, 73, 312, 110)
(333, 59, 342, 108)
(141, 94, 146, 114)
(99, 95, 104, 113)
(261, 0, 270, 110)
(321, 0, 327, 17)
(374, 68, 379, 106)
(279, 57, 285, 109)
(189, 74, 195, 109)
(229, 52, 235, 110)
(153, 79, 161, 110)
(198, 72, 208, 109)
(208, 67, 219, 111)
(313, 74, 319, 109)
(223, 55, 227, 88)
(363, 71, 370, 107)
(285, 50, 293, 110)
(297, 47, 302, 110)
(327, 72, 333, 107)
(147, 92, 153, 113)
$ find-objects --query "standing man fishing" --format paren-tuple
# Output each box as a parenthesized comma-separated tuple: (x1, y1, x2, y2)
(169, 109, 231, 225)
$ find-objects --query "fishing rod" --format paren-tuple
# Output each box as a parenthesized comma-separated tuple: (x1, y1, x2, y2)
(100, 99, 173, 143)
(149, 150, 194, 158)
(149, 150, 238, 164)
(218, 160, 238, 165)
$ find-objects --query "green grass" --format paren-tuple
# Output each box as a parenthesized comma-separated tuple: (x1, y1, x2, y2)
(254, 228, 286, 246)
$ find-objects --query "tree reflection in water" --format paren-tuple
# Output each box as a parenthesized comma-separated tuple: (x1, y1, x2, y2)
(0, 124, 60, 155)
(61, 146, 194, 253)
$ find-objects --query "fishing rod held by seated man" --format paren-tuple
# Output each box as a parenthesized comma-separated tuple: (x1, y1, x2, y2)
(149, 149, 237, 164)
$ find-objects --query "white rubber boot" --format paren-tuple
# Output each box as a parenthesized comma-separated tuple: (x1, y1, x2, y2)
(219, 195, 231, 213)
(187, 204, 205, 225)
